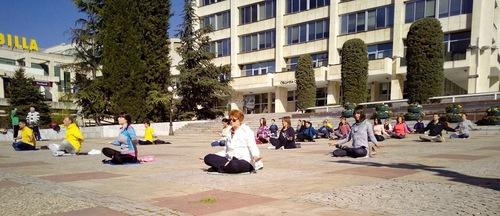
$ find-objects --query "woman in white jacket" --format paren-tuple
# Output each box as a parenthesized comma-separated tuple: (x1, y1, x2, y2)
(204, 109, 263, 173)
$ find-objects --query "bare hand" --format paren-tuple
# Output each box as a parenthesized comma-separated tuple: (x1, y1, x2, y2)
(253, 156, 262, 162)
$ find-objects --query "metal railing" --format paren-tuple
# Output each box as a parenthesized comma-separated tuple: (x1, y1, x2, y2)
(429, 92, 500, 103)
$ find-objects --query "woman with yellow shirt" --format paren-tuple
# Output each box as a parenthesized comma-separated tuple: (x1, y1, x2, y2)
(12, 120, 36, 151)
(138, 120, 169, 145)
(49, 116, 84, 156)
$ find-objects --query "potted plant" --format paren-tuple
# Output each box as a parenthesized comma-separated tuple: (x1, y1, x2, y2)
(405, 103, 423, 121)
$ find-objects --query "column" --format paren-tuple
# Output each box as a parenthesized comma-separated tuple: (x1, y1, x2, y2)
(370, 81, 380, 102)
(230, 0, 240, 77)
(328, 0, 340, 65)
(390, 74, 404, 100)
(48, 61, 55, 77)
(326, 81, 340, 105)
(51, 82, 59, 102)
(267, 92, 272, 113)
(0, 77, 5, 98)
(274, 86, 288, 113)
(275, 0, 286, 72)
(468, 0, 495, 93)
(230, 92, 244, 111)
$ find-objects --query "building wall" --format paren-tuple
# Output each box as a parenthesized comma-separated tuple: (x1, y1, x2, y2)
(197, 0, 500, 113)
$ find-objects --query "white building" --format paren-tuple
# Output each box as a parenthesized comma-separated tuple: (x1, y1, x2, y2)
(196, 0, 500, 113)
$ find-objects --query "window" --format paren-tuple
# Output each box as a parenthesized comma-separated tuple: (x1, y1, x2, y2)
(286, 19, 328, 45)
(286, 0, 330, 14)
(201, 11, 230, 30)
(316, 88, 327, 106)
(0, 57, 15, 65)
(444, 31, 470, 61)
(200, 0, 225, 7)
(406, 0, 473, 22)
(240, 30, 275, 53)
(240, 0, 275, 25)
(209, 38, 231, 57)
(54, 65, 61, 77)
(367, 43, 393, 60)
(340, 5, 394, 34)
(241, 60, 275, 76)
(286, 53, 328, 71)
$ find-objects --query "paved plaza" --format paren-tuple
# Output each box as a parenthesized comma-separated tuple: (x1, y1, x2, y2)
(1, 127, 500, 216)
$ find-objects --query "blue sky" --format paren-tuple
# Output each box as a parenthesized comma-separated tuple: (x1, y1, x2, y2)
(0, 0, 184, 49)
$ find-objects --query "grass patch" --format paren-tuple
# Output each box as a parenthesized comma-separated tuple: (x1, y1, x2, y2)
(199, 197, 217, 204)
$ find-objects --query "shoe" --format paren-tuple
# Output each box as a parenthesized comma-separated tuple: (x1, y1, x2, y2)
(206, 167, 218, 172)
(433, 136, 445, 142)
(296, 143, 301, 148)
(419, 136, 432, 142)
(52, 150, 64, 157)
(267, 145, 275, 150)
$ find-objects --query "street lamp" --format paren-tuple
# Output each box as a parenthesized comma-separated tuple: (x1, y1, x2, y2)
(167, 85, 177, 136)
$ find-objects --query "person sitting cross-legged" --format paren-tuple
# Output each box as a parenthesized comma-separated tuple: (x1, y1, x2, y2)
(450, 113, 476, 139)
(373, 117, 390, 142)
(138, 120, 169, 145)
(418, 114, 456, 142)
(330, 110, 379, 158)
(102, 113, 139, 164)
(333, 117, 351, 140)
(255, 118, 270, 144)
(270, 116, 298, 149)
(203, 110, 263, 174)
(12, 120, 37, 151)
(48, 116, 84, 156)
(296, 121, 316, 142)
(317, 120, 334, 139)
(211, 118, 231, 147)
(390, 116, 412, 139)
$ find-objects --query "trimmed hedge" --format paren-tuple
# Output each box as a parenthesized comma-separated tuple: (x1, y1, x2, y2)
(341, 39, 368, 106)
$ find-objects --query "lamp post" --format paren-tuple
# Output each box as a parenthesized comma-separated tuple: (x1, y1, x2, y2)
(167, 85, 177, 136)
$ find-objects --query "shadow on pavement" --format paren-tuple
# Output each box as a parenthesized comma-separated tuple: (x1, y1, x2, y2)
(333, 160, 500, 191)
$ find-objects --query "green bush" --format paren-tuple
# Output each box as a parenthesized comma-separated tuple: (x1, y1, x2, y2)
(446, 113, 462, 123)
(295, 54, 316, 111)
(341, 39, 368, 106)
(405, 18, 445, 104)
(445, 104, 463, 114)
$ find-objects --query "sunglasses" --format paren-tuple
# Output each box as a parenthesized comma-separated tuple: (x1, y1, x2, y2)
(231, 118, 238, 122)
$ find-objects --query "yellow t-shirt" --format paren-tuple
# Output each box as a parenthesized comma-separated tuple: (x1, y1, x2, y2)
(65, 123, 84, 152)
(144, 127, 154, 142)
(21, 127, 35, 146)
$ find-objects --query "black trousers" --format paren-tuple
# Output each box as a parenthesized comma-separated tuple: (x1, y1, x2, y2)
(375, 134, 385, 142)
(333, 146, 367, 158)
(32, 126, 41, 140)
(204, 154, 254, 174)
(138, 140, 153, 145)
(296, 134, 314, 142)
(13, 125, 19, 139)
(102, 147, 137, 164)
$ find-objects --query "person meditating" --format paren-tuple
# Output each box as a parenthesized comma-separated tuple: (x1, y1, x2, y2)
(270, 116, 298, 149)
(203, 109, 263, 173)
(390, 116, 412, 139)
(138, 120, 169, 145)
(330, 110, 379, 158)
(418, 114, 456, 142)
(12, 120, 36, 151)
(102, 113, 139, 164)
(49, 116, 84, 156)
(255, 118, 270, 144)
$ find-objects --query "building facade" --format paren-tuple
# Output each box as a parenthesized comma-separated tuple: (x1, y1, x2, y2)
(0, 43, 79, 109)
(196, 0, 500, 113)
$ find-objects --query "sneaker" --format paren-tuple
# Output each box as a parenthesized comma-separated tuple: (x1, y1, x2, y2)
(267, 145, 276, 150)
(52, 150, 64, 157)
(433, 136, 445, 142)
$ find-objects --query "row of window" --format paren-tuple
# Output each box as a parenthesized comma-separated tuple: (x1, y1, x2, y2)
(240, 0, 276, 25)
(340, 5, 394, 34)
(405, 0, 473, 23)
(200, 10, 230, 31)
(239, 30, 276, 53)
(287, 53, 328, 71)
(286, 19, 329, 45)
(286, 0, 330, 14)
(241, 60, 275, 76)
(208, 38, 231, 57)
(199, 0, 224, 7)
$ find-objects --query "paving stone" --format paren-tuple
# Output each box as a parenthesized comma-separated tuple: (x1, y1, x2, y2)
(150, 189, 277, 215)
(425, 154, 488, 160)
(0, 161, 49, 168)
(0, 180, 22, 189)
(39, 171, 126, 182)
(332, 166, 419, 179)
(54, 207, 129, 216)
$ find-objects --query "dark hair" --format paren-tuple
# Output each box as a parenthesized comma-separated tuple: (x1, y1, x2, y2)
(271, 119, 275, 122)
(354, 109, 366, 123)
(118, 113, 132, 128)
(374, 118, 382, 125)
(222, 118, 231, 124)
(66, 115, 76, 123)
(144, 119, 151, 125)
(260, 118, 267, 127)
(19, 119, 27, 125)
(396, 115, 405, 124)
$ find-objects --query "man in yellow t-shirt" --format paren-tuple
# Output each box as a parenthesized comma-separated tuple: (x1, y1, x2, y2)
(12, 120, 36, 151)
(49, 116, 84, 156)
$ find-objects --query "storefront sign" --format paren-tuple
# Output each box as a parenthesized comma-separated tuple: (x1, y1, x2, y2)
(280, 80, 295, 85)
(0, 33, 39, 51)
(36, 81, 52, 87)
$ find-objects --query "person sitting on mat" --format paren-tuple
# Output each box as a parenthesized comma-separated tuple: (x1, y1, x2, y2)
(12, 120, 37, 151)
(138, 120, 169, 145)
(102, 113, 139, 164)
(49, 116, 84, 156)
(203, 109, 263, 174)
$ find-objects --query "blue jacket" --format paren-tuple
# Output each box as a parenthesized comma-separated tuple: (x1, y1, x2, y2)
(303, 127, 317, 138)
(113, 125, 137, 156)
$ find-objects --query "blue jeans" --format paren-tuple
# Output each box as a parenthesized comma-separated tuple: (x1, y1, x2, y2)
(12, 141, 36, 151)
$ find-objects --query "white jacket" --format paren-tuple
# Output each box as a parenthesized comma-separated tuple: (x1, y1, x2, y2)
(216, 124, 263, 169)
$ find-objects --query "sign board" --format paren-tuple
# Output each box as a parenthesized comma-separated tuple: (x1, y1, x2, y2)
(0, 33, 39, 51)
